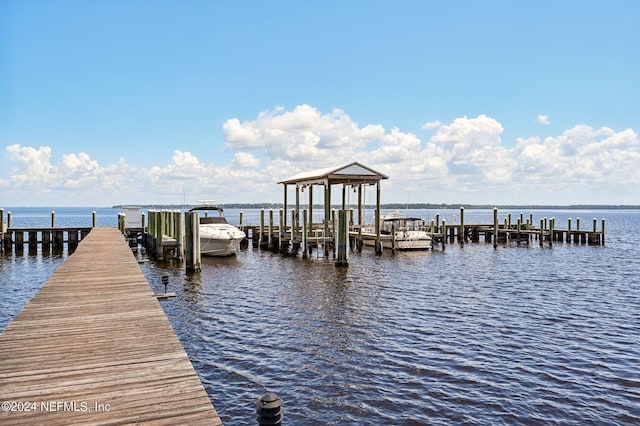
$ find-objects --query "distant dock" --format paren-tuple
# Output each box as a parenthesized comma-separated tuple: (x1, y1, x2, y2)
(0, 227, 222, 425)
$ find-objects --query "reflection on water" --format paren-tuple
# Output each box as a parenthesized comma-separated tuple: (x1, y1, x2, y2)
(0, 251, 67, 330)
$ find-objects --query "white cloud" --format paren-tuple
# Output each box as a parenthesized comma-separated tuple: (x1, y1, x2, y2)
(514, 125, 640, 188)
(428, 115, 515, 184)
(5, 144, 57, 189)
(60, 152, 101, 188)
(431, 114, 504, 147)
(232, 152, 261, 169)
(421, 120, 442, 130)
(222, 104, 374, 164)
(2, 106, 639, 205)
(537, 115, 551, 125)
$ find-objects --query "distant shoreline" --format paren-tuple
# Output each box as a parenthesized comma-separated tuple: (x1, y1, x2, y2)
(111, 203, 640, 210)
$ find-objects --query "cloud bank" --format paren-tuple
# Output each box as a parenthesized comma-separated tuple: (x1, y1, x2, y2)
(2, 105, 639, 206)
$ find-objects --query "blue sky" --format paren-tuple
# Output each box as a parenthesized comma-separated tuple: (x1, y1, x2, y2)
(1, 0, 638, 206)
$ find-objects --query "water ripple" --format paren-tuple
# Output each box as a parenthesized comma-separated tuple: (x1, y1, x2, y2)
(3, 208, 638, 425)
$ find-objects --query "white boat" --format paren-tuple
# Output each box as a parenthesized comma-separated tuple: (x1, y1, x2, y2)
(365, 211, 432, 250)
(189, 205, 246, 256)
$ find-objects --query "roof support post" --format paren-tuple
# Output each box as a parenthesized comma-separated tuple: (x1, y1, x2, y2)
(375, 181, 382, 254)
(308, 185, 313, 238)
(324, 182, 331, 258)
(282, 183, 288, 231)
(358, 184, 363, 241)
(295, 185, 300, 239)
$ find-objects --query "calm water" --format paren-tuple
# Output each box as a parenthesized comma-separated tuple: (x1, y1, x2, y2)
(1, 207, 639, 425)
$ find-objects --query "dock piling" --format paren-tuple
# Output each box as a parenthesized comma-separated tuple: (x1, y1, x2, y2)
(335, 210, 349, 267)
(459, 207, 465, 243)
(185, 211, 201, 273)
(493, 208, 498, 249)
(302, 209, 309, 259)
(0, 208, 4, 254)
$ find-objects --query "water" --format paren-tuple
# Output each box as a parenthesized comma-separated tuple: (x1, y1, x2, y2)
(1, 207, 639, 424)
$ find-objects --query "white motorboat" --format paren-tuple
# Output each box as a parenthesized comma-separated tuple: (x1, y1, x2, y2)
(189, 205, 246, 256)
(365, 211, 432, 250)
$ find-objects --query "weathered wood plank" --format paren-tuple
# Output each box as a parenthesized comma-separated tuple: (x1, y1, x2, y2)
(0, 227, 222, 425)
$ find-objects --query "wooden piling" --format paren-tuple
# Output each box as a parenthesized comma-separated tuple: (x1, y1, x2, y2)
(259, 209, 265, 249)
(53, 229, 64, 251)
(0, 208, 4, 255)
(459, 207, 465, 243)
(441, 219, 447, 250)
(335, 210, 349, 267)
(15, 230, 24, 252)
(302, 209, 309, 259)
(175, 211, 184, 260)
(390, 222, 396, 254)
(29, 231, 37, 252)
(493, 208, 498, 249)
(590, 217, 599, 245)
(43, 228, 51, 250)
(539, 219, 544, 247)
(185, 211, 201, 273)
(279, 208, 286, 252)
(69, 229, 79, 249)
(375, 184, 382, 254)
(331, 209, 337, 258)
(268, 209, 274, 250)
(291, 208, 298, 254)
(156, 211, 164, 259)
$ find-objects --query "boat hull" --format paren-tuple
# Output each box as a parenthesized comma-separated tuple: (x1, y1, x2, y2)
(200, 236, 244, 257)
(363, 234, 432, 250)
(392, 236, 432, 250)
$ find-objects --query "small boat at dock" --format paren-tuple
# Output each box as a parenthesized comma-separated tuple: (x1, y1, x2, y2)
(363, 211, 432, 250)
(189, 204, 246, 256)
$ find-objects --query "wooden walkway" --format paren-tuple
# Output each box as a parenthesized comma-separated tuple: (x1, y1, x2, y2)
(0, 227, 222, 425)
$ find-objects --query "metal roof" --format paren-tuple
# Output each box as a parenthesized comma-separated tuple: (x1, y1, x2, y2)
(277, 162, 388, 186)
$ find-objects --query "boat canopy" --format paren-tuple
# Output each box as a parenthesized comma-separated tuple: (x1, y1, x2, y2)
(277, 162, 388, 186)
(189, 205, 224, 214)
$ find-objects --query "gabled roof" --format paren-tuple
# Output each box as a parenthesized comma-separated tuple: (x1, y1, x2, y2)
(278, 162, 388, 186)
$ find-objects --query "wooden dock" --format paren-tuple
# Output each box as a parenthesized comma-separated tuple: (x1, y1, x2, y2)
(240, 208, 605, 255)
(0, 227, 222, 425)
(1, 227, 93, 254)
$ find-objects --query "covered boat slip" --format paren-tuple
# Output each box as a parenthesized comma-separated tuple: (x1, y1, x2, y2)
(278, 162, 389, 253)
(0, 227, 222, 425)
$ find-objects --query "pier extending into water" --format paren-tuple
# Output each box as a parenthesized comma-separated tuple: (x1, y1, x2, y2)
(0, 227, 222, 425)
(242, 206, 605, 254)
